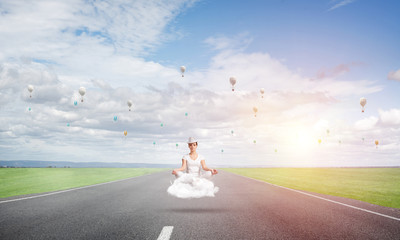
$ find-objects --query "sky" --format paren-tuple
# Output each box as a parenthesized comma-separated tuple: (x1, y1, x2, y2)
(0, 0, 399, 167)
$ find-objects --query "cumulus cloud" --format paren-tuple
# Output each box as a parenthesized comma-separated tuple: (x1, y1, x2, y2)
(387, 69, 400, 81)
(354, 116, 378, 130)
(379, 108, 400, 126)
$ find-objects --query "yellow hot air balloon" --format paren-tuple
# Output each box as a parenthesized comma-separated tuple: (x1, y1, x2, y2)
(124, 130, 127, 136)
(260, 88, 265, 98)
(318, 139, 322, 144)
(253, 106, 258, 117)
(375, 140, 379, 148)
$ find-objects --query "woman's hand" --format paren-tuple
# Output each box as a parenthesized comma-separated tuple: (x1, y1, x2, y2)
(211, 169, 218, 175)
(172, 169, 178, 175)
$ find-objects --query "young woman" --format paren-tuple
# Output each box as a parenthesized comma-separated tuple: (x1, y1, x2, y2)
(167, 137, 219, 198)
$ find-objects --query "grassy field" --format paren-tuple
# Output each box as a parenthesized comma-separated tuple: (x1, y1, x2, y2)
(0, 168, 166, 198)
(223, 168, 400, 209)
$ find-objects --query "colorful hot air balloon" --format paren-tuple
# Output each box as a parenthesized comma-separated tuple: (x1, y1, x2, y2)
(253, 140, 256, 144)
(260, 88, 265, 98)
(74, 101, 78, 106)
(229, 77, 237, 91)
(113, 116, 118, 122)
(180, 66, 186, 77)
(28, 85, 34, 98)
(79, 87, 86, 102)
(160, 123, 163, 127)
(221, 149, 224, 153)
(176, 143, 179, 149)
(253, 107, 258, 117)
(185, 112, 188, 117)
(231, 130, 234, 135)
(360, 97, 367, 112)
(153, 141, 156, 146)
(318, 139, 322, 144)
(375, 140, 379, 148)
(127, 100, 133, 111)
(124, 130, 127, 136)
(327, 129, 330, 135)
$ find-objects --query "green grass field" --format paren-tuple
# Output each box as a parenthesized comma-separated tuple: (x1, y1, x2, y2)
(0, 168, 166, 198)
(223, 168, 400, 209)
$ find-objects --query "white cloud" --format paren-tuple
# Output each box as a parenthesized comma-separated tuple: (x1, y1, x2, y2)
(354, 116, 378, 130)
(379, 108, 400, 126)
(387, 69, 400, 81)
(328, 0, 356, 11)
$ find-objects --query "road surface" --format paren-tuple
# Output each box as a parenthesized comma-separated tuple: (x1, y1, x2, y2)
(1, 170, 399, 239)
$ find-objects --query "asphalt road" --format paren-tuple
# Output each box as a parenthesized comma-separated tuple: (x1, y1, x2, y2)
(1, 170, 399, 239)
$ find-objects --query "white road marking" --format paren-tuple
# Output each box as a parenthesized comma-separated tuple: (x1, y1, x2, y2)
(0, 172, 157, 204)
(157, 226, 174, 240)
(231, 172, 400, 221)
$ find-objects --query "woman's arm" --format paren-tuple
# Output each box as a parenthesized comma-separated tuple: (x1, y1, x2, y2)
(201, 160, 218, 175)
(172, 159, 187, 175)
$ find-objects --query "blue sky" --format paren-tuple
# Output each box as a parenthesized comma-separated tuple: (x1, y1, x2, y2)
(0, 0, 399, 167)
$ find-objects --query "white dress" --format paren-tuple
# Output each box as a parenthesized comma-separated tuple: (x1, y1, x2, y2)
(167, 154, 219, 199)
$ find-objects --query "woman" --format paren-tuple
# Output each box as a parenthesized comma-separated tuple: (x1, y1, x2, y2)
(167, 137, 219, 199)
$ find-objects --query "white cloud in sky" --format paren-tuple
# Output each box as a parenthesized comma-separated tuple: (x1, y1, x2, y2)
(354, 116, 378, 131)
(379, 108, 400, 126)
(328, 0, 356, 11)
(387, 69, 400, 81)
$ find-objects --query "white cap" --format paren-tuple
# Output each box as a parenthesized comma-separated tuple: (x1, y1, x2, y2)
(187, 137, 197, 143)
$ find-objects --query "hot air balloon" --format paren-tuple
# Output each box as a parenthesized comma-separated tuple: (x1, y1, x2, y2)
(185, 112, 188, 117)
(127, 100, 133, 111)
(124, 130, 127, 136)
(153, 141, 156, 146)
(180, 66, 186, 77)
(28, 107, 31, 111)
(221, 149, 224, 153)
(231, 130, 234, 135)
(229, 77, 237, 91)
(362, 137, 365, 142)
(74, 101, 78, 106)
(28, 85, 34, 98)
(113, 116, 118, 122)
(274, 148, 277, 153)
(253, 140, 257, 144)
(360, 97, 367, 112)
(253, 107, 258, 117)
(327, 129, 330, 135)
(375, 140, 379, 148)
(79, 87, 86, 102)
(260, 88, 265, 98)
(67, 123, 70, 127)
(176, 143, 179, 149)
(318, 139, 322, 144)
(160, 123, 164, 127)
